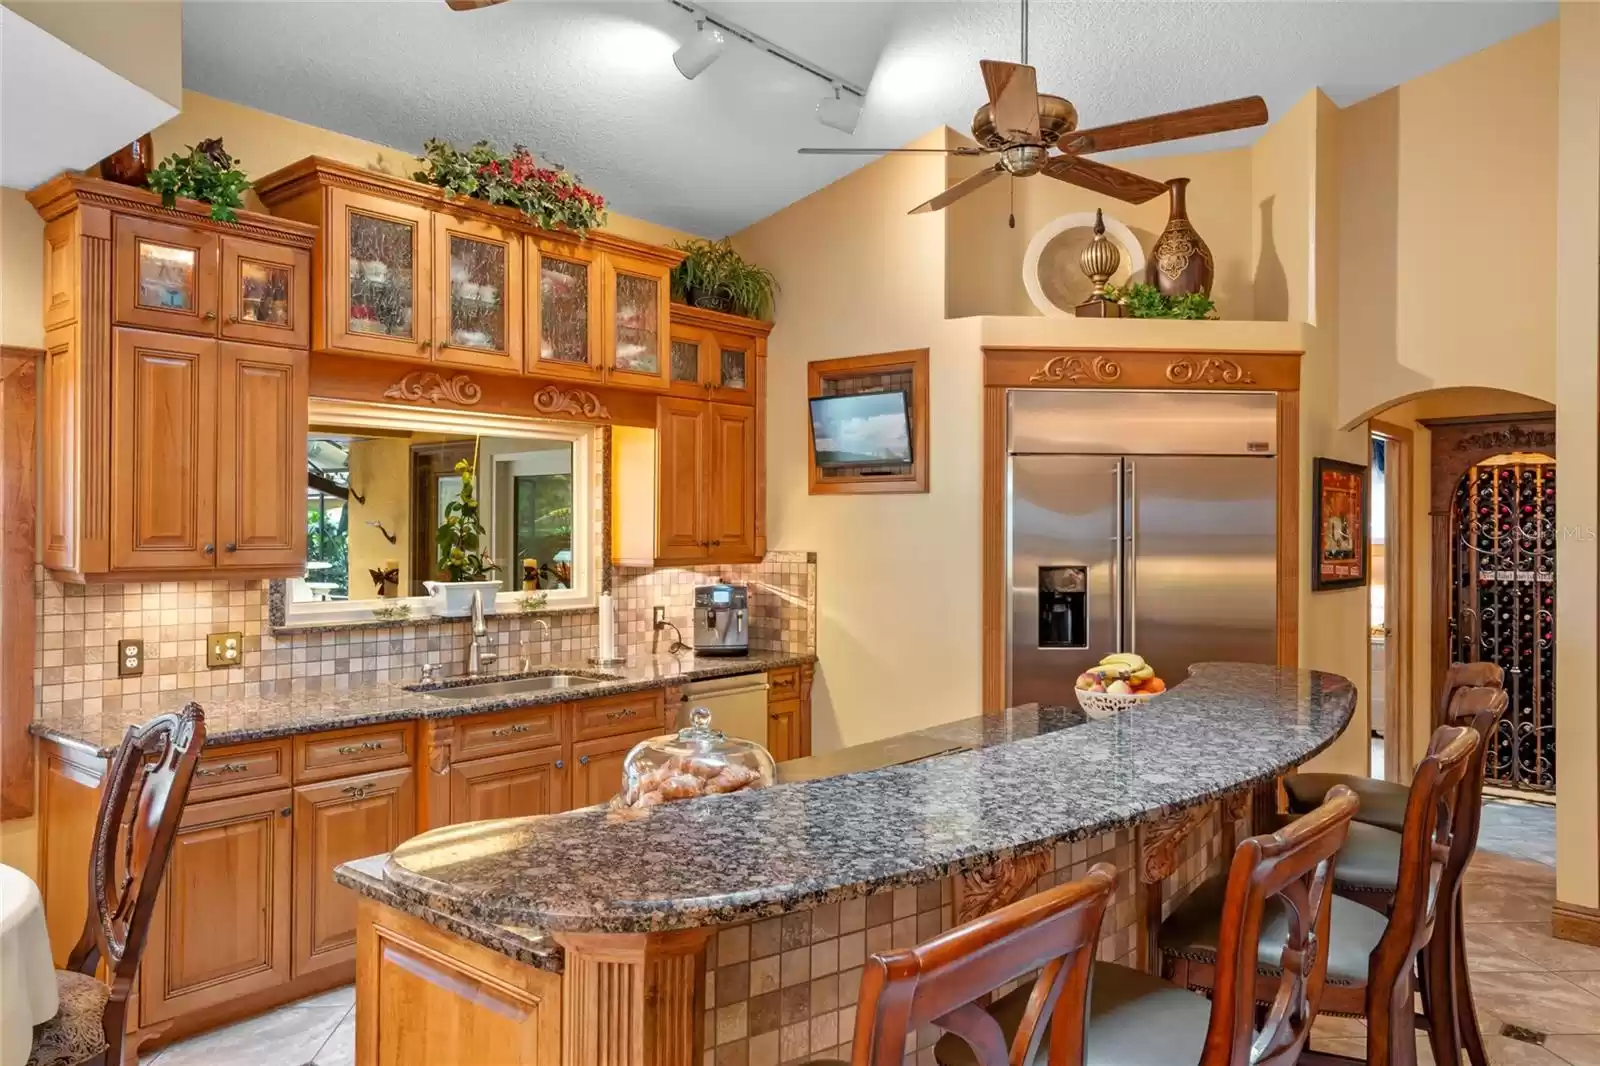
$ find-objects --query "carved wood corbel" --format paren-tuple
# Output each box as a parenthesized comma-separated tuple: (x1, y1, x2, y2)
(532, 385, 611, 420)
(953, 849, 1051, 924)
(1028, 354, 1123, 385)
(383, 370, 483, 406)
(1138, 803, 1214, 885)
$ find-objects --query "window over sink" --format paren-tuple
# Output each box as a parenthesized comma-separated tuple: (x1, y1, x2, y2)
(283, 398, 595, 626)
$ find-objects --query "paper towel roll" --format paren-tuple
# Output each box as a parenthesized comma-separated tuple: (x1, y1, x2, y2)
(598, 593, 617, 661)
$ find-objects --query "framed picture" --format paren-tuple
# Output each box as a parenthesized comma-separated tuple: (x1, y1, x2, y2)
(1312, 457, 1369, 591)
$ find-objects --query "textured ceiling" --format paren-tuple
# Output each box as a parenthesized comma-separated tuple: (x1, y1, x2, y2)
(182, 0, 1555, 237)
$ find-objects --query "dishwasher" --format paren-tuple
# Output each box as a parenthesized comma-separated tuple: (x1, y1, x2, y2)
(678, 673, 770, 748)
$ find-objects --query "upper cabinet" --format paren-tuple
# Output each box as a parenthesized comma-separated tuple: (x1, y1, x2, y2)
(664, 305, 764, 405)
(27, 174, 314, 583)
(255, 158, 680, 388)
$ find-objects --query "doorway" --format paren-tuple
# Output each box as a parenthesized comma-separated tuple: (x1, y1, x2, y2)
(1369, 420, 1413, 782)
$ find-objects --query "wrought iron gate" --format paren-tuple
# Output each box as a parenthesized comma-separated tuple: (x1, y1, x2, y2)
(1448, 459, 1557, 792)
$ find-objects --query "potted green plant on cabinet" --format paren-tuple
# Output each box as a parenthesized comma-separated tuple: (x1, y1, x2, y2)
(670, 238, 778, 321)
(425, 457, 502, 616)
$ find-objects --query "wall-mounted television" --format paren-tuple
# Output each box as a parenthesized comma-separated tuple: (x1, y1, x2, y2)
(808, 390, 914, 468)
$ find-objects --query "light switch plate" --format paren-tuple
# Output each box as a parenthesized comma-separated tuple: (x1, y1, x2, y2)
(206, 631, 243, 669)
(117, 639, 144, 678)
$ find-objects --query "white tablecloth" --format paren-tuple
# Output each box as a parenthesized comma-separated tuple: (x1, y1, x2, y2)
(0, 865, 58, 1066)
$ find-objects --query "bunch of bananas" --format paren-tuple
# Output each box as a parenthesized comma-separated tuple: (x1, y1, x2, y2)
(1074, 653, 1166, 696)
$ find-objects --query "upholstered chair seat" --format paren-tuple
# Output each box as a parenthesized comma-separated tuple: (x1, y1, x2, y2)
(26, 970, 110, 1066)
(1286, 773, 1409, 833)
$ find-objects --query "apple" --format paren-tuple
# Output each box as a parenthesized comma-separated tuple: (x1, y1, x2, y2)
(1107, 679, 1132, 695)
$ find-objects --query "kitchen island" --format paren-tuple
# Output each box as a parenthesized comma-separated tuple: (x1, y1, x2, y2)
(335, 662, 1355, 1066)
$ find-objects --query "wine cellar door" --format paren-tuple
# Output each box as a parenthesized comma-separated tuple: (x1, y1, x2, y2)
(1448, 455, 1557, 793)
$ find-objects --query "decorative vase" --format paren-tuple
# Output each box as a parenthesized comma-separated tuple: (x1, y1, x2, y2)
(98, 135, 155, 187)
(1145, 177, 1214, 298)
(423, 580, 502, 618)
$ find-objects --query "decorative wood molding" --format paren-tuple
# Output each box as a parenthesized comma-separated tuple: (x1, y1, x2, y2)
(553, 927, 712, 1066)
(984, 346, 1301, 391)
(1165, 356, 1255, 385)
(1, 347, 39, 820)
(419, 721, 454, 831)
(532, 385, 611, 421)
(27, 173, 318, 249)
(668, 301, 775, 337)
(952, 849, 1050, 924)
(1028, 354, 1122, 385)
(1449, 425, 1555, 454)
(383, 371, 483, 407)
(1137, 803, 1213, 884)
(1553, 901, 1600, 948)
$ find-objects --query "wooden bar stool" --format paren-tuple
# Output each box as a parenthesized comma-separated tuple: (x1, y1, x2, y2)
(27, 706, 206, 1066)
(929, 788, 1358, 1066)
(1285, 661, 1503, 832)
(1159, 724, 1478, 1066)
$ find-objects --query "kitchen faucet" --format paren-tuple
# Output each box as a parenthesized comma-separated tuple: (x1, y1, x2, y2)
(465, 589, 497, 677)
(519, 617, 552, 671)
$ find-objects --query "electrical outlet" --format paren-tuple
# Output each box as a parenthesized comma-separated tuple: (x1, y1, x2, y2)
(117, 639, 144, 678)
(206, 631, 243, 669)
(652, 606, 667, 629)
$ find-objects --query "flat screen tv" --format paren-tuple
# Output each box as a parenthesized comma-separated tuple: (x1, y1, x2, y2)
(809, 390, 913, 467)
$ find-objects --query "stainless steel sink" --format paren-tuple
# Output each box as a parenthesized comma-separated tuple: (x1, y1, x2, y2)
(418, 674, 610, 700)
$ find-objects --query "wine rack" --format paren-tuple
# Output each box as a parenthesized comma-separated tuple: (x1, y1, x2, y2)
(1448, 460, 1557, 792)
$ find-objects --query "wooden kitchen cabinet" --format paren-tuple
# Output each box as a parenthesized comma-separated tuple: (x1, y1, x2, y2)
(600, 253, 672, 391)
(28, 175, 315, 583)
(450, 746, 568, 823)
(767, 700, 803, 763)
(292, 768, 415, 977)
(434, 213, 523, 373)
(326, 188, 434, 361)
(708, 402, 757, 559)
(140, 789, 294, 1024)
(654, 397, 709, 564)
(570, 728, 658, 810)
(526, 236, 604, 382)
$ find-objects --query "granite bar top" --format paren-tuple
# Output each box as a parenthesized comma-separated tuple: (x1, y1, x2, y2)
(30, 651, 815, 756)
(362, 663, 1354, 937)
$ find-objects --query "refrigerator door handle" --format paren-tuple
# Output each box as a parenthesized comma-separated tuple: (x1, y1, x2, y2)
(1112, 458, 1125, 654)
(1125, 459, 1138, 654)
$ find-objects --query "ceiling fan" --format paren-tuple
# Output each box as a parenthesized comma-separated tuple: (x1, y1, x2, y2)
(798, 0, 1269, 216)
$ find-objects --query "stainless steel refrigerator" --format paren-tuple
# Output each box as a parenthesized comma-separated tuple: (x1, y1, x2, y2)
(1007, 390, 1279, 708)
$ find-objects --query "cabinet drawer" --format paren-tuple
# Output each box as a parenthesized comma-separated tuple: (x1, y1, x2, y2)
(454, 705, 565, 761)
(294, 723, 414, 784)
(572, 690, 666, 742)
(767, 667, 801, 700)
(190, 739, 292, 801)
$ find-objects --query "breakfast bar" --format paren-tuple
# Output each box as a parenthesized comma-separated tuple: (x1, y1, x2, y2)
(335, 662, 1356, 1065)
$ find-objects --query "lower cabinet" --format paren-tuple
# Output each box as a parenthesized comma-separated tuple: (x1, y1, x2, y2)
(292, 768, 415, 977)
(570, 728, 658, 809)
(767, 699, 804, 764)
(449, 746, 568, 822)
(140, 789, 294, 1024)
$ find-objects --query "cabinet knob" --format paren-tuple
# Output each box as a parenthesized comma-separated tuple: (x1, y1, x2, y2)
(418, 339, 429, 351)
(555, 760, 565, 769)
(227, 314, 239, 323)
(224, 542, 237, 552)
(203, 543, 215, 555)
(280, 807, 292, 817)
(579, 755, 590, 766)
(711, 540, 722, 548)
(203, 310, 217, 321)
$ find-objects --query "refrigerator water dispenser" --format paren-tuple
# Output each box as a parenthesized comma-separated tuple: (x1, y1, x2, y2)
(1038, 566, 1088, 649)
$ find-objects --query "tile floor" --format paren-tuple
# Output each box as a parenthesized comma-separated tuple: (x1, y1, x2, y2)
(140, 800, 1589, 1066)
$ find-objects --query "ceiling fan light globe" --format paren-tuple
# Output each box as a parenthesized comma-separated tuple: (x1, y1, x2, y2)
(816, 89, 862, 134)
(673, 24, 726, 80)
(1001, 145, 1048, 177)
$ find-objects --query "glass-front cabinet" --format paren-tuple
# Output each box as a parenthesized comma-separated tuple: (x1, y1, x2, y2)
(711, 333, 755, 403)
(328, 189, 433, 360)
(432, 214, 523, 373)
(665, 322, 757, 403)
(525, 237, 603, 382)
(602, 254, 671, 390)
(113, 216, 219, 335)
(220, 237, 310, 349)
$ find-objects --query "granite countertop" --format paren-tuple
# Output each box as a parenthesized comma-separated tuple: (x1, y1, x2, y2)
(352, 663, 1354, 938)
(30, 651, 816, 756)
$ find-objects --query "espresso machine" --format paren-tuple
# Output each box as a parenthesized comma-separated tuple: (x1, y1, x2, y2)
(693, 583, 749, 657)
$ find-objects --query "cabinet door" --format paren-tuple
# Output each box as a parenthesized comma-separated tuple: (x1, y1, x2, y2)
(526, 238, 603, 382)
(709, 332, 756, 404)
(433, 214, 523, 373)
(293, 768, 415, 978)
(140, 789, 293, 1024)
(113, 216, 219, 336)
(111, 328, 217, 571)
(570, 729, 658, 810)
(767, 699, 802, 764)
(216, 343, 307, 569)
(666, 324, 710, 400)
(602, 255, 671, 390)
(327, 188, 432, 360)
(220, 236, 310, 349)
(655, 397, 708, 564)
(707, 402, 757, 560)
(449, 746, 567, 823)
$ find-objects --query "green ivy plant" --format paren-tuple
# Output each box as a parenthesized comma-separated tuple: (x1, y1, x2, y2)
(413, 139, 606, 235)
(146, 139, 251, 223)
(670, 238, 778, 321)
(1103, 282, 1219, 320)
(436, 456, 500, 582)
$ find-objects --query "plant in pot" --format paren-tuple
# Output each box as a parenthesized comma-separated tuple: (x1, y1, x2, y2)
(146, 139, 252, 223)
(670, 238, 778, 321)
(425, 456, 502, 617)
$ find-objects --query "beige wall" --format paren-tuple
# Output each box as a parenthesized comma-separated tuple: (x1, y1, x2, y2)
(5, 0, 183, 109)
(1, 190, 44, 347)
(344, 437, 413, 601)
(1336, 22, 1559, 427)
(1552, 1, 1600, 911)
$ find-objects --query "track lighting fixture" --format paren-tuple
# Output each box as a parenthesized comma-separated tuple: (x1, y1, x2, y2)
(815, 85, 862, 134)
(673, 20, 726, 80)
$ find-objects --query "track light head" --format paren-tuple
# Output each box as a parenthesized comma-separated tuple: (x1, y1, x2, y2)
(816, 86, 862, 134)
(673, 21, 726, 80)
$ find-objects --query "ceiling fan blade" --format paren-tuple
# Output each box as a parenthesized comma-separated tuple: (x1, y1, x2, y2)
(1042, 156, 1168, 204)
(979, 59, 1041, 141)
(1063, 96, 1269, 155)
(908, 164, 1005, 215)
(445, 0, 507, 8)
(799, 147, 987, 156)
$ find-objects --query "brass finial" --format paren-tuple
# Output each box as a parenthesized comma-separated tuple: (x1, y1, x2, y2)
(1078, 208, 1121, 300)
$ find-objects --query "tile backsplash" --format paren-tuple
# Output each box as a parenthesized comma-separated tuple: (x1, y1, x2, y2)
(33, 552, 816, 719)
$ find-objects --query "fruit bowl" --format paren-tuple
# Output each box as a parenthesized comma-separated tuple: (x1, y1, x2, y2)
(1075, 687, 1155, 720)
